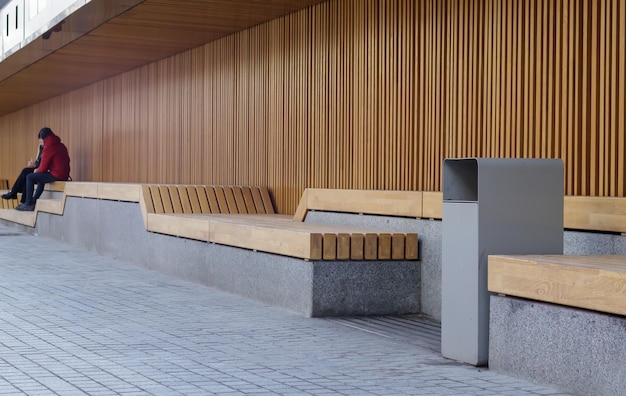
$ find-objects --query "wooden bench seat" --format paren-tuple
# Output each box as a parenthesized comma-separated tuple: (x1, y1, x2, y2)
(141, 185, 419, 261)
(488, 254, 626, 316)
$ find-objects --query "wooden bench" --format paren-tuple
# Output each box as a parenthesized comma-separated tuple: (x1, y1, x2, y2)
(488, 254, 626, 316)
(141, 185, 419, 261)
(487, 254, 626, 395)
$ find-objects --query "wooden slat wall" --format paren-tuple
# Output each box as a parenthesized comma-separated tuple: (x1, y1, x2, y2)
(0, 0, 625, 214)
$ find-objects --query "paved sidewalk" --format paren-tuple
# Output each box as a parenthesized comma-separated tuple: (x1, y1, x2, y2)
(0, 224, 569, 395)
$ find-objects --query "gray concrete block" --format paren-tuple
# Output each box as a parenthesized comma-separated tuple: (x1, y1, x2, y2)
(29, 198, 421, 317)
(306, 211, 440, 320)
(310, 260, 420, 317)
(489, 294, 626, 396)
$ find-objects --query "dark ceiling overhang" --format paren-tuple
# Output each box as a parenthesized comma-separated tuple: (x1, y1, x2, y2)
(0, 0, 324, 116)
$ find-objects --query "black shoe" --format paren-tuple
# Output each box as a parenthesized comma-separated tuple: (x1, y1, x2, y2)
(15, 203, 35, 211)
(2, 192, 17, 200)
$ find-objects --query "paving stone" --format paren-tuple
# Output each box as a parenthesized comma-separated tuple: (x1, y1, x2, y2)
(0, 224, 572, 395)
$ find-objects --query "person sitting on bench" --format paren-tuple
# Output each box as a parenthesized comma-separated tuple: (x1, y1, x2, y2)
(1, 143, 43, 203)
(16, 127, 71, 212)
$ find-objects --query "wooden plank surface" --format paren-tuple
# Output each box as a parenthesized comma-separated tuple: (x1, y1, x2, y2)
(146, 213, 210, 241)
(222, 186, 239, 213)
(323, 233, 337, 260)
(150, 186, 164, 214)
(96, 183, 141, 202)
(422, 191, 443, 219)
(240, 187, 257, 214)
(196, 187, 211, 213)
(259, 186, 275, 214)
(159, 186, 174, 213)
(488, 254, 626, 316)
(169, 186, 184, 214)
(36, 199, 65, 215)
(0, 208, 37, 227)
(214, 186, 230, 213)
(204, 187, 221, 213)
(251, 187, 267, 214)
(187, 186, 202, 213)
(232, 187, 248, 214)
(564, 195, 626, 233)
(209, 220, 323, 260)
(178, 186, 193, 214)
(304, 188, 423, 218)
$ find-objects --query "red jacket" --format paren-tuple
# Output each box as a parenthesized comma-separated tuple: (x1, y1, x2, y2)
(36, 133, 71, 180)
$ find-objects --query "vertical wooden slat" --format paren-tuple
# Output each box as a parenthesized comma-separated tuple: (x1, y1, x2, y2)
(615, 2, 626, 197)
(337, 233, 350, 260)
(1, 0, 626, 211)
(350, 234, 364, 260)
(364, 233, 378, 260)
(378, 233, 391, 260)
(405, 233, 419, 260)
(322, 233, 337, 260)
(391, 233, 405, 260)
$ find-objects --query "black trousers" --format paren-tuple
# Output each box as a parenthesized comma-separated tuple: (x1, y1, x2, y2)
(10, 167, 35, 203)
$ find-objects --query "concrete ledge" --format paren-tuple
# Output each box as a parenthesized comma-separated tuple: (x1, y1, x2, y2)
(31, 196, 421, 317)
(489, 295, 626, 396)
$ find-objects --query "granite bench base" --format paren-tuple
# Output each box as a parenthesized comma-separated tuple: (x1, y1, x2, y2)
(489, 295, 626, 396)
(3, 196, 420, 317)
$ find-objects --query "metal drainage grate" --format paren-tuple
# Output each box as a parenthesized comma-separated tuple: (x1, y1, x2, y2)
(327, 315, 441, 352)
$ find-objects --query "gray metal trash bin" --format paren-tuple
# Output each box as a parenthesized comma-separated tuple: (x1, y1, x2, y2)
(441, 158, 563, 366)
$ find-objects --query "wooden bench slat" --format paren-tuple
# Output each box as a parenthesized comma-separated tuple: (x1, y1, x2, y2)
(222, 186, 240, 214)
(488, 255, 626, 316)
(391, 233, 405, 260)
(296, 188, 424, 220)
(323, 234, 337, 260)
(209, 220, 323, 260)
(195, 187, 211, 213)
(378, 233, 392, 260)
(241, 187, 257, 214)
(169, 186, 184, 214)
(178, 186, 193, 214)
(350, 234, 364, 260)
(364, 233, 378, 260)
(232, 187, 248, 214)
(214, 186, 230, 213)
(405, 234, 419, 260)
(337, 233, 350, 260)
(187, 186, 202, 213)
(202, 186, 219, 213)
(140, 185, 419, 261)
(259, 186, 275, 214)
(141, 185, 155, 214)
(159, 185, 174, 214)
(251, 187, 267, 214)
(150, 186, 165, 214)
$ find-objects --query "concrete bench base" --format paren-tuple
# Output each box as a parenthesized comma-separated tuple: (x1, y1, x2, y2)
(489, 295, 626, 396)
(26, 196, 421, 317)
